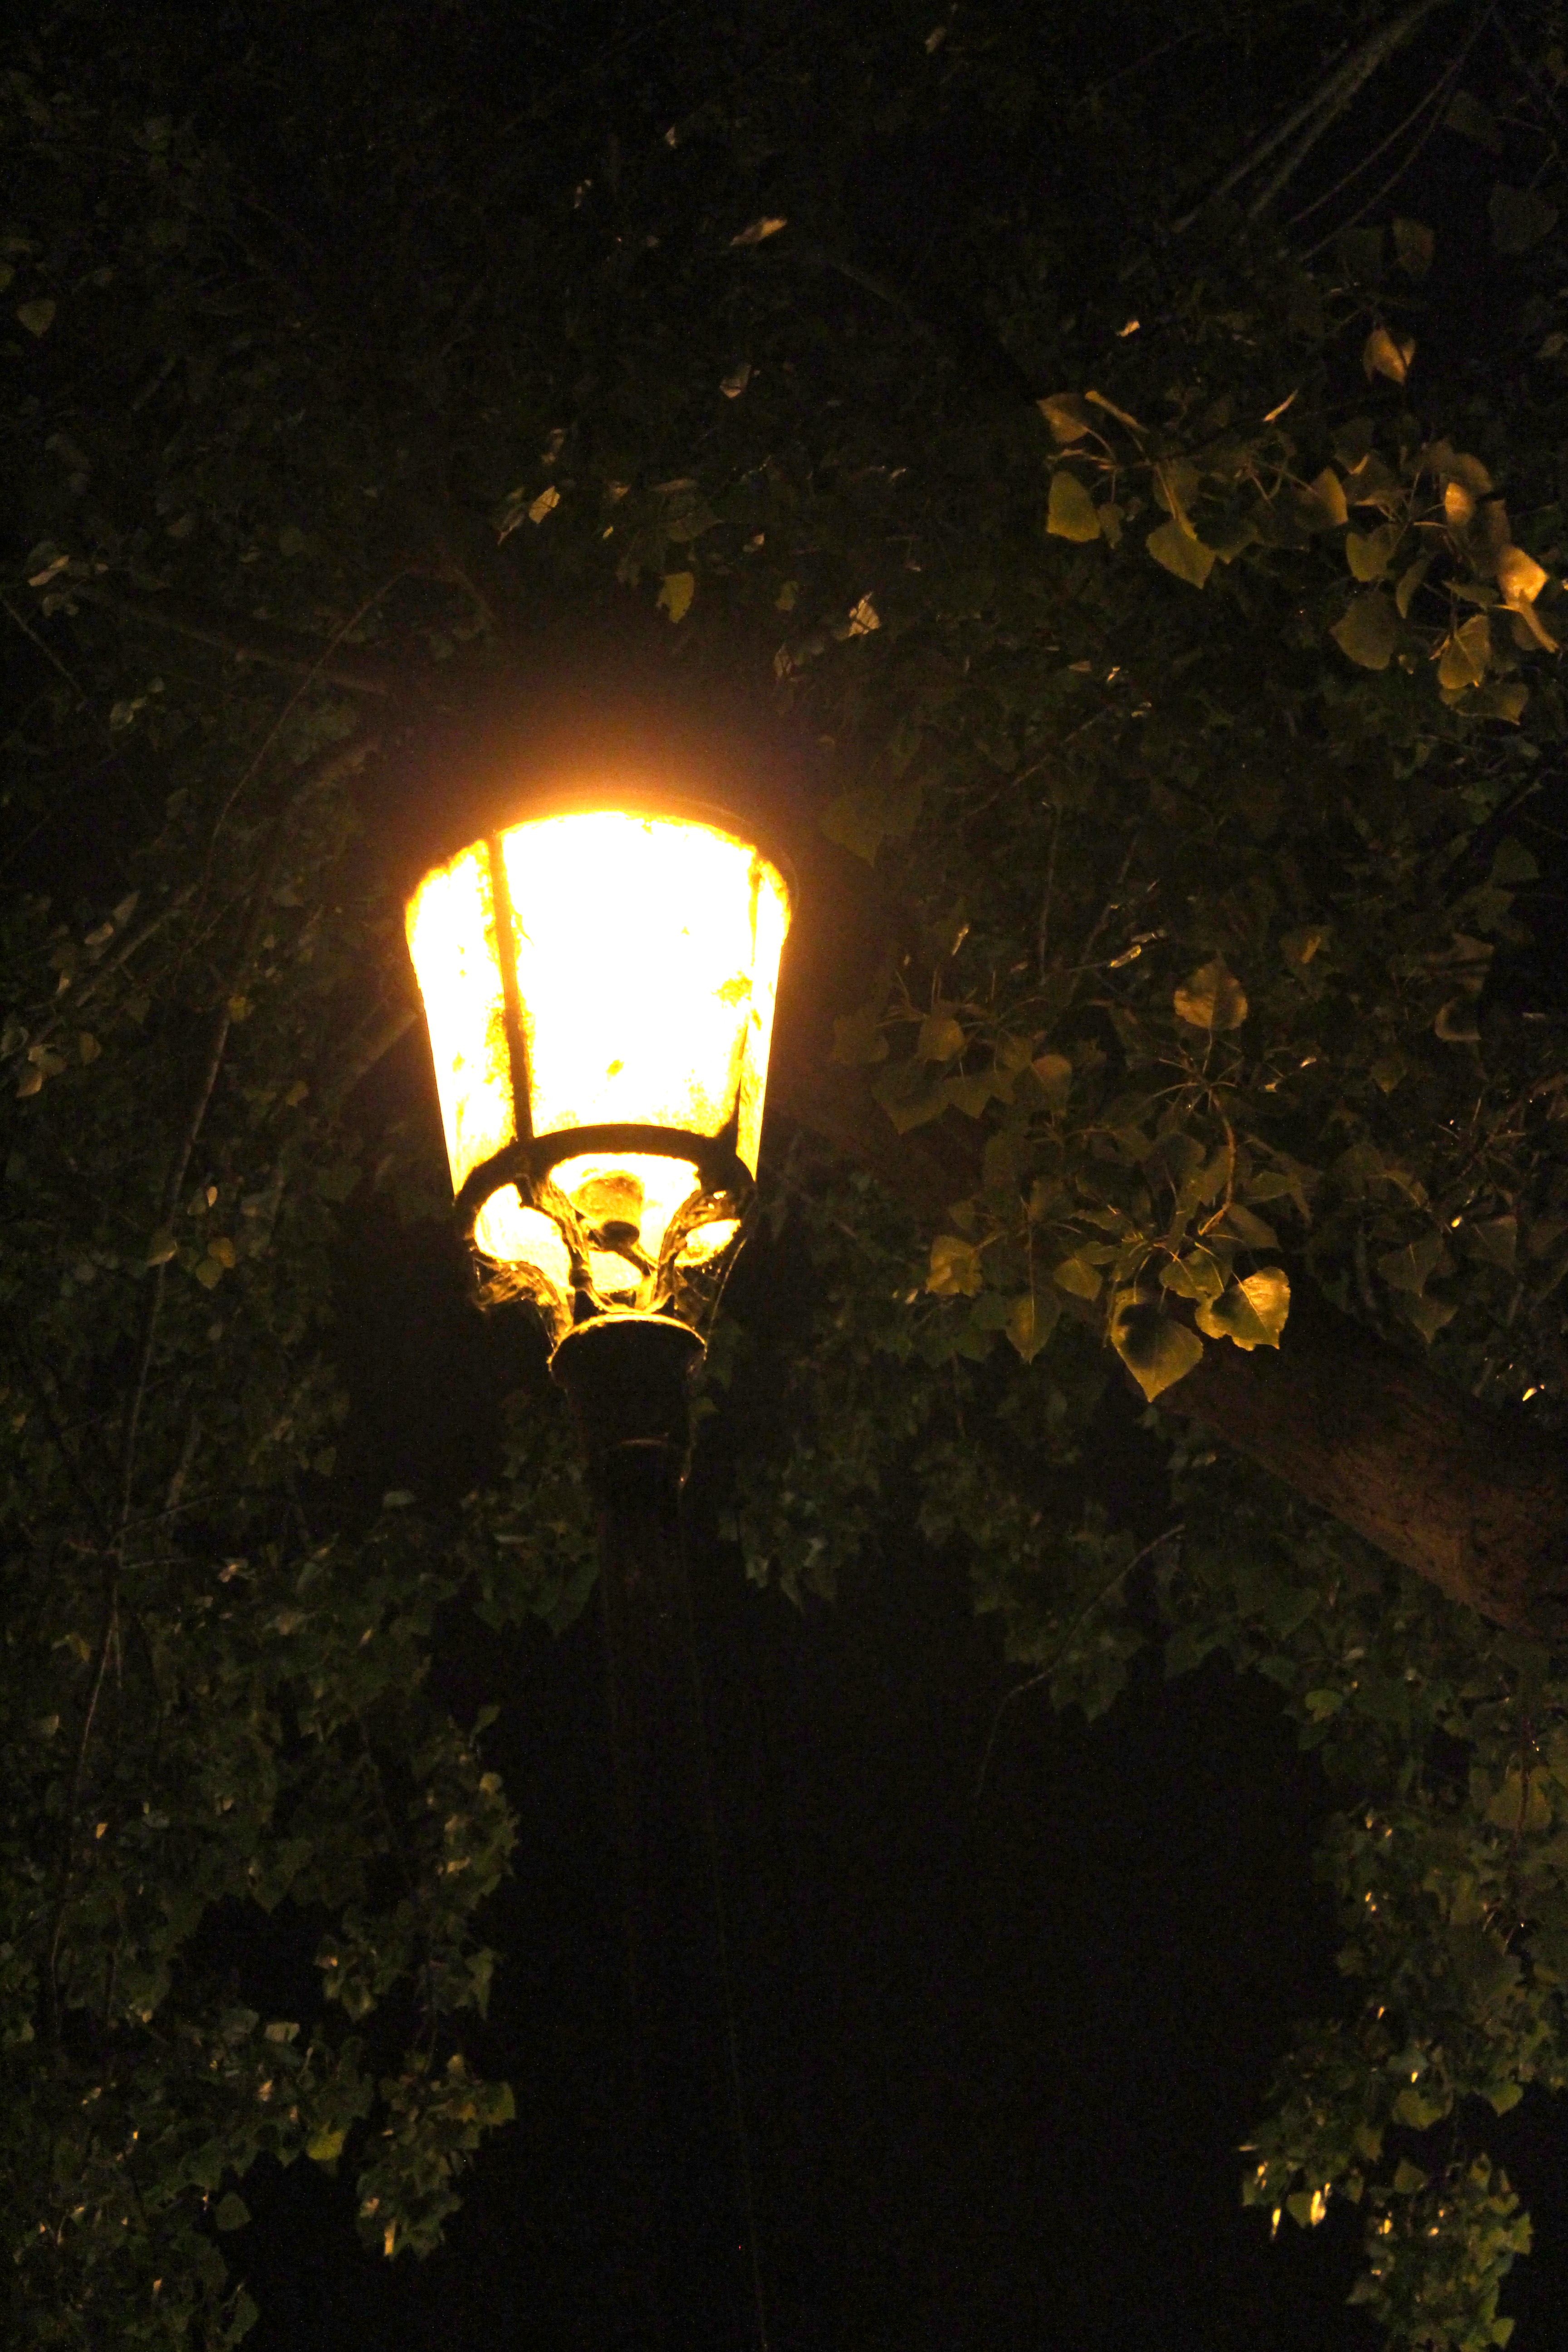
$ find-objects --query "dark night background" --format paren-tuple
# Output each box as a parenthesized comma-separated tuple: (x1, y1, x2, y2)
(208, 1176, 1567, 2352)
(15, 0, 1568, 2342)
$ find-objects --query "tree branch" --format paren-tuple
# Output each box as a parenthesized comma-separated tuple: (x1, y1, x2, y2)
(72, 585, 401, 698)
(1169, 0, 1454, 234)
(767, 836, 1568, 1636)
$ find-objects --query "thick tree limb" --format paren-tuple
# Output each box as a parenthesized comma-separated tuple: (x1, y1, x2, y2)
(1155, 1286, 1566, 1636)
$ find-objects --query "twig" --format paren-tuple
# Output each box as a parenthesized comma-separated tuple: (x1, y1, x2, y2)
(1300, 2, 1496, 258)
(1283, 35, 1470, 228)
(70, 584, 400, 697)
(974, 1524, 1183, 1801)
(1170, 0, 1450, 235)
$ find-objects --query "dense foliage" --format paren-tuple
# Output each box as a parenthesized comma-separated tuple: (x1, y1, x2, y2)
(1, 1, 1566, 2342)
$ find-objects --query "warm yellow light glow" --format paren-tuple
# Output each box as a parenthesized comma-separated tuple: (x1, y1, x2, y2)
(500, 811, 788, 1168)
(405, 846, 516, 1197)
(405, 804, 791, 1305)
(550, 1151, 700, 1265)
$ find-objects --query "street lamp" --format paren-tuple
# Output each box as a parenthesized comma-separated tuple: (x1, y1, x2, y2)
(404, 769, 793, 2350)
(405, 787, 791, 1349)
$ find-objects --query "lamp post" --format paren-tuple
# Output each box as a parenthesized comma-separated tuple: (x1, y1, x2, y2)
(404, 778, 792, 2350)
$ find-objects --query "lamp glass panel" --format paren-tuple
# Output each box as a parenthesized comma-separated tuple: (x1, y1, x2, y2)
(404, 845, 515, 1195)
(499, 810, 790, 1166)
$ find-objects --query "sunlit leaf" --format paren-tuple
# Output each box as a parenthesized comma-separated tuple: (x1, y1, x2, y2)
(1195, 1267, 1289, 1349)
(1280, 925, 1328, 968)
(1345, 524, 1399, 582)
(1330, 591, 1397, 670)
(730, 216, 787, 245)
(1362, 326, 1414, 386)
(1472, 679, 1529, 720)
(1110, 1295, 1204, 1401)
(1497, 545, 1548, 605)
(1159, 1248, 1225, 1304)
(1051, 1255, 1102, 1301)
(1038, 392, 1091, 442)
(1004, 1290, 1058, 1362)
(1297, 467, 1348, 529)
(917, 1010, 965, 1063)
(1030, 1051, 1072, 1109)
(1172, 956, 1247, 1032)
(926, 1233, 983, 1296)
(1084, 387, 1144, 432)
(1047, 470, 1100, 542)
(1146, 519, 1215, 588)
(1438, 611, 1490, 690)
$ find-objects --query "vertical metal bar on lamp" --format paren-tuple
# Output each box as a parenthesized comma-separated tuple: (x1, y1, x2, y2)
(552, 1317, 756, 2352)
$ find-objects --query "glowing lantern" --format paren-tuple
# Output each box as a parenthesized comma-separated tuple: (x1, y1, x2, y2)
(406, 792, 792, 1349)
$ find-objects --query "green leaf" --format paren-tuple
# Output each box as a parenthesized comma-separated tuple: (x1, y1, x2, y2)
(821, 777, 921, 863)
(306, 2125, 347, 2163)
(1146, 518, 1215, 588)
(1491, 184, 1559, 255)
(1345, 524, 1400, 582)
(1030, 1051, 1073, 1109)
(917, 1010, 966, 1062)
(1468, 1214, 1517, 1269)
(1362, 325, 1413, 386)
(1485, 1772, 1552, 1833)
(1159, 1247, 1225, 1304)
(1331, 591, 1398, 670)
(1194, 1267, 1289, 1350)
(1051, 1255, 1102, 1301)
(1172, 956, 1247, 1032)
(1392, 2158, 1430, 2195)
(943, 1072, 995, 1118)
(1392, 218, 1434, 278)
(1047, 470, 1101, 542)
(1004, 1290, 1058, 1362)
(830, 1004, 888, 1065)
(1394, 2083, 1451, 2130)
(214, 2192, 250, 2232)
(15, 299, 56, 337)
(656, 570, 695, 622)
(1038, 392, 1091, 442)
(1110, 1295, 1205, 1401)
(1208, 1202, 1278, 1250)
(1438, 611, 1490, 690)
(1402, 1294, 1458, 1343)
(1376, 1232, 1444, 1295)
(926, 1234, 983, 1297)
(1446, 91, 1501, 150)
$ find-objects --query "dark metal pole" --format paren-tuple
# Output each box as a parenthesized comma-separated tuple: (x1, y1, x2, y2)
(552, 1317, 759, 2352)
